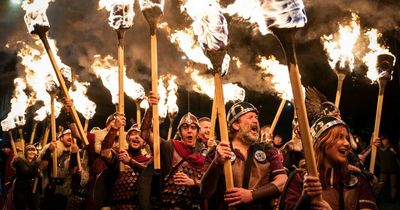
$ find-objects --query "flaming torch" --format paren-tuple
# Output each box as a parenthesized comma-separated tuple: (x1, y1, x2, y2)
(69, 80, 97, 132)
(1, 78, 29, 156)
(184, 0, 234, 200)
(166, 75, 179, 140)
(362, 29, 396, 173)
(21, 0, 89, 146)
(262, 0, 320, 195)
(257, 55, 298, 135)
(99, 0, 135, 171)
(321, 13, 360, 108)
(139, 0, 164, 170)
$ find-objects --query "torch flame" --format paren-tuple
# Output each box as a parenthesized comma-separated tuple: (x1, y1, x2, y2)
(186, 66, 245, 103)
(140, 99, 149, 110)
(261, 0, 307, 29)
(222, 0, 267, 35)
(363, 29, 396, 82)
(158, 75, 168, 120)
(166, 74, 179, 116)
(321, 13, 361, 71)
(91, 55, 145, 104)
(21, 0, 54, 33)
(98, 0, 135, 30)
(257, 55, 304, 101)
(16, 40, 64, 121)
(1, 78, 29, 130)
(139, 0, 165, 12)
(69, 81, 97, 120)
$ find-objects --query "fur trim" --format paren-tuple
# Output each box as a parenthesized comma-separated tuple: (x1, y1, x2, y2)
(93, 128, 109, 154)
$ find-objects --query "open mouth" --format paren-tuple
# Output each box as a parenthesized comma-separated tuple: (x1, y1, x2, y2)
(250, 125, 259, 133)
(338, 148, 348, 155)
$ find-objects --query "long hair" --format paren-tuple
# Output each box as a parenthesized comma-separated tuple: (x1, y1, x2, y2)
(314, 125, 349, 186)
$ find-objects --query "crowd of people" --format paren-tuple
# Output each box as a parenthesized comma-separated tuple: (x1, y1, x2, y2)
(0, 91, 399, 210)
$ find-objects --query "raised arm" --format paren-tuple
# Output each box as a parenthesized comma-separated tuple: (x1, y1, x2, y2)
(140, 91, 159, 146)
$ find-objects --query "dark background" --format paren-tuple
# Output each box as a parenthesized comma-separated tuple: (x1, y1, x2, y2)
(0, 0, 399, 146)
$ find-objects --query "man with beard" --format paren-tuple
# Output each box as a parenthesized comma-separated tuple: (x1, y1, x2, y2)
(100, 122, 152, 209)
(197, 117, 217, 155)
(40, 129, 74, 210)
(140, 91, 208, 210)
(201, 102, 287, 210)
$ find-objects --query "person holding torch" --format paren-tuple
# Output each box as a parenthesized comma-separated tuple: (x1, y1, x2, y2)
(280, 116, 377, 210)
(201, 102, 287, 210)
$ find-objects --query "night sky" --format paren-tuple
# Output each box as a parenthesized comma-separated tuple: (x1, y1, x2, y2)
(0, 0, 399, 145)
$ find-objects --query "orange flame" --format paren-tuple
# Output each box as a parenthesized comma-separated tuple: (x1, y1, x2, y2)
(90, 55, 145, 104)
(69, 81, 97, 120)
(158, 75, 168, 119)
(185, 66, 245, 103)
(1, 78, 29, 131)
(363, 29, 396, 82)
(257, 55, 303, 101)
(321, 13, 361, 71)
(98, 0, 135, 30)
(21, 0, 54, 33)
(166, 74, 179, 115)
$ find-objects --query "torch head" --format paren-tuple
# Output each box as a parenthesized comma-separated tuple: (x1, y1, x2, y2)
(376, 53, 395, 81)
(141, 0, 164, 34)
(334, 60, 351, 75)
(206, 48, 227, 74)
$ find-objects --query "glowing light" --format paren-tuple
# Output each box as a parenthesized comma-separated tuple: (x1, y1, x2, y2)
(98, 0, 135, 30)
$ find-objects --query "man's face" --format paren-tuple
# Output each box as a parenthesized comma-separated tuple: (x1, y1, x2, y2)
(61, 133, 72, 147)
(273, 136, 283, 147)
(179, 123, 199, 147)
(234, 112, 260, 145)
(128, 130, 145, 150)
(199, 120, 211, 142)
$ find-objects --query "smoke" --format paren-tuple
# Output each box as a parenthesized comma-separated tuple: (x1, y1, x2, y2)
(0, 0, 398, 98)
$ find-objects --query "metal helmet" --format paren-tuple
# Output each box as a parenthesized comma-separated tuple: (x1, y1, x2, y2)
(319, 101, 340, 117)
(310, 116, 348, 143)
(227, 102, 259, 128)
(126, 123, 140, 140)
(177, 112, 200, 131)
(58, 129, 72, 139)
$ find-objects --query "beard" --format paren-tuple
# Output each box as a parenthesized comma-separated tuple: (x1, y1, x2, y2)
(237, 126, 259, 146)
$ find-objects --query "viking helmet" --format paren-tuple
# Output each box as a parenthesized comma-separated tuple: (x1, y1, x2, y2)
(310, 116, 348, 143)
(227, 102, 259, 128)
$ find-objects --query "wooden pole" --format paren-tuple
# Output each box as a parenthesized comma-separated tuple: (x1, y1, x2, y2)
(18, 128, 25, 154)
(269, 99, 286, 135)
(36, 31, 88, 146)
(214, 73, 235, 201)
(135, 101, 141, 128)
(29, 121, 38, 145)
(117, 29, 127, 172)
(41, 124, 50, 148)
(50, 95, 57, 178)
(369, 79, 388, 173)
(74, 138, 82, 172)
(334, 73, 346, 108)
(84, 119, 89, 132)
(167, 118, 174, 140)
(32, 178, 38, 194)
(151, 34, 161, 170)
(272, 28, 320, 199)
(8, 131, 18, 156)
(209, 92, 218, 143)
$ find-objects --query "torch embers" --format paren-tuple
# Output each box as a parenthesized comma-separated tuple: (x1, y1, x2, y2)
(22, 0, 89, 146)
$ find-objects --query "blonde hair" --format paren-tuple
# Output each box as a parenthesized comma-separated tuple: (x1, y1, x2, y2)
(314, 125, 349, 186)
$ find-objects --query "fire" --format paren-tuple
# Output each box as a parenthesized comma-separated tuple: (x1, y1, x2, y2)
(21, 0, 54, 33)
(363, 29, 396, 82)
(90, 55, 145, 104)
(157, 75, 168, 120)
(321, 13, 361, 71)
(69, 81, 97, 120)
(232, 56, 242, 68)
(140, 99, 149, 110)
(166, 74, 179, 116)
(16, 40, 64, 121)
(98, 0, 135, 30)
(139, 0, 165, 12)
(186, 66, 245, 103)
(257, 55, 300, 101)
(260, 0, 307, 29)
(222, 0, 267, 35)
(167, 27, 212, 68)
(1, 78, 29, 131)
